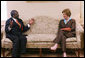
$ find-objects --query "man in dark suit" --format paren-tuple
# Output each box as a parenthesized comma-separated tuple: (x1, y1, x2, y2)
(5, 10, 34, 57)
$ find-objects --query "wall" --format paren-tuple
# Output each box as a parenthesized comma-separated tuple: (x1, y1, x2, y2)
(80, 1, 84, 25)
(7, 1, 82, 23)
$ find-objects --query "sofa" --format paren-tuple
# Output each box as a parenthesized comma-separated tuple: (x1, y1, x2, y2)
(1, 16, 84, 57)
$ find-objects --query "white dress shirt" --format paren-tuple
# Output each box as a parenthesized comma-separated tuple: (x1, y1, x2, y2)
(8, 18, 30, 31)
(12, 17, 30, 28)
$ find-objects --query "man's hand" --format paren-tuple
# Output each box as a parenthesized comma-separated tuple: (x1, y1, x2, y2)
(10, 20, 13, 28)
(61, 27, 71, 31)
(29, 18, 35, 25)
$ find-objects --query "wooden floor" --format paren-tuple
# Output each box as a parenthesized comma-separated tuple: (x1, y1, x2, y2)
(1, 48, 84, 57)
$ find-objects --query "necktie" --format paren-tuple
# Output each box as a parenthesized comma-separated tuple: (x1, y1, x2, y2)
(16, 19, 23, 31)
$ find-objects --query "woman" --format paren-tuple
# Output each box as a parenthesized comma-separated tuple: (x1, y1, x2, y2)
(50, 8, 76, 57)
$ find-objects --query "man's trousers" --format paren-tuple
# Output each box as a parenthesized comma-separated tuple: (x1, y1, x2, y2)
(7, 34, 27, 57)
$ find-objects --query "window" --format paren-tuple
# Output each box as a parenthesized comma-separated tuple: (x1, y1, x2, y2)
(1, 1, 7, 21)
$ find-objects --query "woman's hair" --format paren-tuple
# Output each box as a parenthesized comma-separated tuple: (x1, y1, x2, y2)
(62, 8, 71, 17)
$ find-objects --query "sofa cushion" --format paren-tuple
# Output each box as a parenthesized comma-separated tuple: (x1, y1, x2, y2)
(26, 34, 56, 42)
(2, 34, 77, 44)
(26, 34, 77, 42)
(1, 34, 77, 48)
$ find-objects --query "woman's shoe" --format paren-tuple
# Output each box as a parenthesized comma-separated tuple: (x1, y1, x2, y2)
(63, 52, 67, 57)
(49, 43, 58, 52)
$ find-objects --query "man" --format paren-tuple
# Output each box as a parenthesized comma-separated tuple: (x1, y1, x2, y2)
(5, 10, 34, 57)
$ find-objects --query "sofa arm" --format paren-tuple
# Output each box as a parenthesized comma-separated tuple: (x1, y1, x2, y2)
(76, 22, 84, 33)
(76, 23, 84, 48)
(76, 31, 81, 48)
(1, 25, 5, 40)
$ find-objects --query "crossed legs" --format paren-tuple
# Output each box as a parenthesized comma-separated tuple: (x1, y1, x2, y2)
(50, 30, 67, 57)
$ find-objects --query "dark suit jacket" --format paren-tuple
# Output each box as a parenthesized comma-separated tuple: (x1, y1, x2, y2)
(58, 19, 76, 38)
(5, 17, 30, 38)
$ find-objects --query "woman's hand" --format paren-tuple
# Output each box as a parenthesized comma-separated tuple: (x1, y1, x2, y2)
(61, 27, 71, 31)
